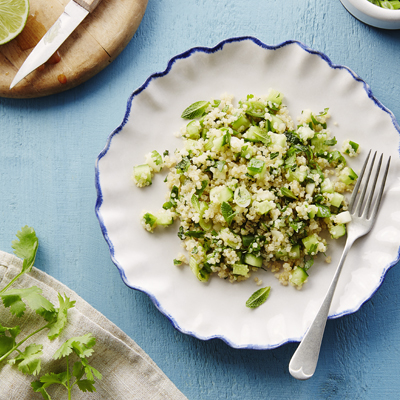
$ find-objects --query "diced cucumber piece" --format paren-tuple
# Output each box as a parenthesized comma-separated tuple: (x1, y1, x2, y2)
(220, 228, 241, 249)
(290, 267, 308, 287)
(231, 115, 251, 132)
(213, 133, 230, 151)
(247, 158, 265, 176)
(210, 186, 233, 203)
(133, 164, 152, 187)
(199, 202, 212, 231)
(204, 136, 215, 151)
(331, 192, 344, 207)
(240, 145, 254, 160)
(320, 178, 334, 193)
(244, 253, 263, 268)
(311, 134, 327, 153)
(306, 182, 315, 196)
(275, 249, 287, 260)
(316, 204, 331, 218)
(266, 89, 283, 106)
(339, 167, 358, 185)
(287, 168, 307, 183)
(335, 211, 352, 224)
(269, 132, 287, 147)
(185, 120, 200, 139)
(328, 150, 346, 166)
(189, 256, 210, 282)
(298, 125, 315, 142)
(288, 244, 301, 260)
(219, 186, 233, 202)
(255, 200, 273, 215)
(234, 187, 251, 208)
(308, 208, 317, 219)
(302, 234, 320, 254)
(156, 211, 174, 226)
(269, 115, 284, 133)
(233, 263, 249, 276)
(330, 224, 346, 239)
(245, 126, 270, 144)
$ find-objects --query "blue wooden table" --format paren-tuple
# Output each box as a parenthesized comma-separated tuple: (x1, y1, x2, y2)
(1, 1, 400, 398)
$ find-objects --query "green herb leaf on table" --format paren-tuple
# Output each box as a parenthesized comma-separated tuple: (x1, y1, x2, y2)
(8, 343, 43, 375)
(0, 286, 55, 317)
(33, 334, 102, 399)
(246, 287, 271, 308)
(11, 226, 39, 274)
(54, 333, 96, 360)
(0, 324, 21, 356)
(47, 294, 76, 340)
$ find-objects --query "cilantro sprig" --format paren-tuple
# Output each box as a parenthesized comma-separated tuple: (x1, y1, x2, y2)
(0, 226, 101, 398)
(32, 334, 102, 399)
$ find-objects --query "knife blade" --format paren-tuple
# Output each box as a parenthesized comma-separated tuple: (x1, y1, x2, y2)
(10, 0, 102, 89)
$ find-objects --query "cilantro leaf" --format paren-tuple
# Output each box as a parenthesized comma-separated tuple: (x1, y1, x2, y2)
(0, 286, 55, 318)
(246, 287, 271, 308)
(76, 379, 97, 393)
(81, 357, 102, 381)
(221, 202, 237, 226)
(31, 381, 52, 400)
(8, 343, 43, 375)
(54, 333, 96, 360)
(47, 294, 75, 340)
(0, 335, 16, 357)
(11, 226, 39, 274)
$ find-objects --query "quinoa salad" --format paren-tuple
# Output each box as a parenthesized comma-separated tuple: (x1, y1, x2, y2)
(132, 90, 360, 291)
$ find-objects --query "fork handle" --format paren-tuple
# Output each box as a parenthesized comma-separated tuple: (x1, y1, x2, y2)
(288, 236, 355, 380)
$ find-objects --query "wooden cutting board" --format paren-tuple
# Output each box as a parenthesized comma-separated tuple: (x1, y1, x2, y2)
(0, 0, 148, 98)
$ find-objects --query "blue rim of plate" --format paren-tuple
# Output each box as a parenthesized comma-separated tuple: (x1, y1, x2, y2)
(95, 36, 400, 350)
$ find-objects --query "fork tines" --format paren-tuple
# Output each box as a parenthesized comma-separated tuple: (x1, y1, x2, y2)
(349, 150, 391, 220)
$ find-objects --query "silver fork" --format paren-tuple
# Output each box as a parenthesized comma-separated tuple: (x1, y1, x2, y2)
(289, 150, 391, 380)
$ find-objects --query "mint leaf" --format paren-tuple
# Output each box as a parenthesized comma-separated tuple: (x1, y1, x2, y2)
(8, 343, 43, 375)
(181, 101, 209, 119)
(47, 294, 75, 340)
(246, 287, 271, 308)
(221, 202, 237, 226)
(190, 194, 201, 213)
(11, 226, 39, 273)
(1, 286, 55, 318)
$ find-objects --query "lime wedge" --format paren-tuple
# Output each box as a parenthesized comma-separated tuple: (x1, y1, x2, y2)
(0, 0, 29, 45)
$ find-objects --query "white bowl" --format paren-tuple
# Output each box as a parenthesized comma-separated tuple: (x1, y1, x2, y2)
(340, 0, 400, 29)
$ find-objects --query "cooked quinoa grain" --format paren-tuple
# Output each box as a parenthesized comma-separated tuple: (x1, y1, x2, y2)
(133, 90, 359, 289)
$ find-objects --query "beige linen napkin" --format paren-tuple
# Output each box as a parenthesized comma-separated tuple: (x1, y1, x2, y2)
(0, 250, 187, 400)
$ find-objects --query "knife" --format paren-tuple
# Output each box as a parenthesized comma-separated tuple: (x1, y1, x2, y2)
(10, 0, 102, 89)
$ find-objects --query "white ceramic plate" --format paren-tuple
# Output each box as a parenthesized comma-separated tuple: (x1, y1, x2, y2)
(95, 37, 400, 349)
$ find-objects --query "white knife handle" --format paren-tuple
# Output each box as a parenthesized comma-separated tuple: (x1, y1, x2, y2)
(74, 0, 102, 13)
